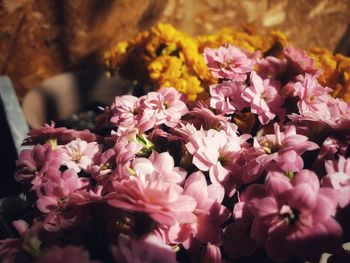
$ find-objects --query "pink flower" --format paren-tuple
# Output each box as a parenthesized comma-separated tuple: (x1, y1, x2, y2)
(138, 87, 188, 132)
(322, 156, 350, 208)
(242, 71, 284, 124)
(60, 138, 101, 173)
(283, 46, 321, 78)
(132, 152, 187, 185)
(89, 139, 142, 187)
(0, 220, 41, 262)
(111, 234, 177, 263)
(15, 143, 62, 184)
(204, 45, 256, 80)
(34, 246, 100, 263)
(184, 172, 229, 245)
(110, 95, 140, 135)
(108, 172, 196, 226)
(242, 124, 318, 183)
(256, 56, 286, 79)
(200, 243, 221, 263)
(222, 185, 265, 259)
(291, 74, 332, 114)
(249, 170, 341, 262)
(185, 127, 247, 193)
(209, 81, 248, 114)
(36, 168, 90, 213)
(184, 105, 232, 132)
(23, 122, 96, 146)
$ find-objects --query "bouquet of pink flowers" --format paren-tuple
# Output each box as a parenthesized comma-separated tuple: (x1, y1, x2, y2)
(1, 44, 350, 263)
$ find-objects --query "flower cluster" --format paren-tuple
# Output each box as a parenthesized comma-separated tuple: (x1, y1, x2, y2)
(104, 23, 288, 101)
(2, 42, 350, 263)
(105, 23, 350, 104)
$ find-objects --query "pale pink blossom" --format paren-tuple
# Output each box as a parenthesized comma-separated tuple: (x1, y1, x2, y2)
(110, 95, 140, 135)
(89, 140, 142, 192)
(242, 71, 284, 124)
(138, 87, 188, 131)
(209, 81, 248, 114)
(108, 172, 196, 226)
(249, 170, 341, 262)
(111, 234, 177, 263)
(132, 152, 187, 185)
(322, 156, 350, 208)
(60, 138, 101, 173)
(185, 127, 247, 193)
(204, 45, 256, 80)
(241, 124, 318, 183)
(292, 74, 332, 114)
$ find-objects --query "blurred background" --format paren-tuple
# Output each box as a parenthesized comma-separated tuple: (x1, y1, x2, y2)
(1, 0, 350, 98)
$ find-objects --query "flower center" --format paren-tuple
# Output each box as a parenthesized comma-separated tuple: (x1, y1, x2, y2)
(71, 151, 82, 163)
(100, 163, 112, 170)
(57, 196, 68, 206)
(260, 140, 280, 154)
(279, 205, 299, 225)
(221, 59, 233, 70)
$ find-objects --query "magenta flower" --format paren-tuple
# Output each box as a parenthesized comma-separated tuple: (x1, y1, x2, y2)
(111, 234, 177, 263)
(138, 87, 188, 132)
(322, 156, 350, 208)
(242, 71, 284, 124)
(15, 143, 62, 184)
(60, 138, 101, 173)
(23, 122, 96, 146)
(204, 45, 256, 80)
(249, 170, 341, 262)
(209, 81, 248, 114)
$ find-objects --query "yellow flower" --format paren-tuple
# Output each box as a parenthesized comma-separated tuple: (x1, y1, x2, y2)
(308, 48, 338, 88)
(161, 75, 204, 101)
(152, 23, 183, 44)
(148, 55, 184, 83)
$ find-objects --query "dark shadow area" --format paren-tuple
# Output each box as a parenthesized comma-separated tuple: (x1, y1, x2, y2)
(0, 99, 22, 198)
(138, 0, 167, 30)
(39, 87, 59, 124)
(87, 0, 116, 26)
(50, 0, 71, 66)
(335, 23, 350, 56)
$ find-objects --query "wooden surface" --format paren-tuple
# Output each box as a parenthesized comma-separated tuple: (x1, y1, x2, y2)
(0, 0, 350, 97)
